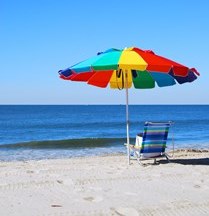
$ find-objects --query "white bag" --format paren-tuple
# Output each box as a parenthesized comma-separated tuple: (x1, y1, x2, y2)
(135, 135, 142, 148)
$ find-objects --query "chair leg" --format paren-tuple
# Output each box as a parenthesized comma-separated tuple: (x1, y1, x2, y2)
(134, 151, 144, 166)
(136, 157, 141, 165)
(135, 152, 141, 165)
(165, 153, 170, 163)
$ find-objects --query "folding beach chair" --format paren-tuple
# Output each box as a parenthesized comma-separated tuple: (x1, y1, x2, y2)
(132, 121, 174, 165)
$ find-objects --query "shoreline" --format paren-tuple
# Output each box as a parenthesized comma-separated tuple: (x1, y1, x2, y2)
(1, 148, 209, 165)
(0, 147, 209, 163)
(0, 150, 209, 215)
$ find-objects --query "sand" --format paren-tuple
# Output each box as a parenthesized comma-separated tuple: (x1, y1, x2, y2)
(0, 149, 209, 216)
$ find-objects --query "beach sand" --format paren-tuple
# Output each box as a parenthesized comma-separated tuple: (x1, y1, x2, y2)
(0, 150, 209, 216)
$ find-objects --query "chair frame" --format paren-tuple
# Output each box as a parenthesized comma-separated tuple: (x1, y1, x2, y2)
(131, 121, 173, 165)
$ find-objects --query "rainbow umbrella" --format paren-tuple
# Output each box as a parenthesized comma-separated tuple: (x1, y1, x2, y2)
(58, 47, 200, 164)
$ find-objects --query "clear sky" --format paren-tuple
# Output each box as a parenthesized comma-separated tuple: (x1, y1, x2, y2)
(1, 0, 209, 104)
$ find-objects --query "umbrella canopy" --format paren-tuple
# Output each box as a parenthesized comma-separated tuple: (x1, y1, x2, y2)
(58, 46, 200, 165)
(59, 47, 199, 89)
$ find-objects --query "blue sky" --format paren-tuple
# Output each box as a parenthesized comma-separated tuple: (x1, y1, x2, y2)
(0, 0, 209, 104)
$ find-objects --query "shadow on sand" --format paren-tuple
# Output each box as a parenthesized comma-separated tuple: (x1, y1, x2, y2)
(159, 158, 209, 166)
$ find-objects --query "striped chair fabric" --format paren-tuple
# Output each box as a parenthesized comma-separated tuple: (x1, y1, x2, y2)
(140, 121, 172, 156)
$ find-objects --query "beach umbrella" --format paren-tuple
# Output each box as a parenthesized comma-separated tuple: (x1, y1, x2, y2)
(58, 47, 200, 165)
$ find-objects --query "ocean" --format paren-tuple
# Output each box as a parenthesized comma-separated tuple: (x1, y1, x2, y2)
(0, 105, 208, 161)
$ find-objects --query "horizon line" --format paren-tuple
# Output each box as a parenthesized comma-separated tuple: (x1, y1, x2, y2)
(0, 104, 208, 106)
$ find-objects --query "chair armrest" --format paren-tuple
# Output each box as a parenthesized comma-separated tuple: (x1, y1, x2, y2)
(124, 143, 141, 150)
(124, 143, 134, 147)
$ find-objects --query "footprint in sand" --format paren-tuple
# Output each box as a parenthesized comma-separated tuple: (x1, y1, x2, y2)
(62, 179, 73, 186)
(26, 170, 34, 174)
(88, 186, 102, 192)
(83, 196, 103, 202)
(124, 192, 138, 196)
(112, 207, 139, 216)
(56, 180, 63, 184)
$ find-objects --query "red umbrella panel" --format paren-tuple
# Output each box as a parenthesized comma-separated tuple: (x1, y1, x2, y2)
(59, 47, 199, 89)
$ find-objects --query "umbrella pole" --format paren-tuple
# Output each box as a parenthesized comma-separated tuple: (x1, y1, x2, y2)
(125, 70, 130, 165)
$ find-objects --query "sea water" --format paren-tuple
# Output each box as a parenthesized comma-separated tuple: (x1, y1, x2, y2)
(0, 105, 208, 161)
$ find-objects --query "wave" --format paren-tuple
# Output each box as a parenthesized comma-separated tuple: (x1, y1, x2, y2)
(0, 137, 134, 150)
